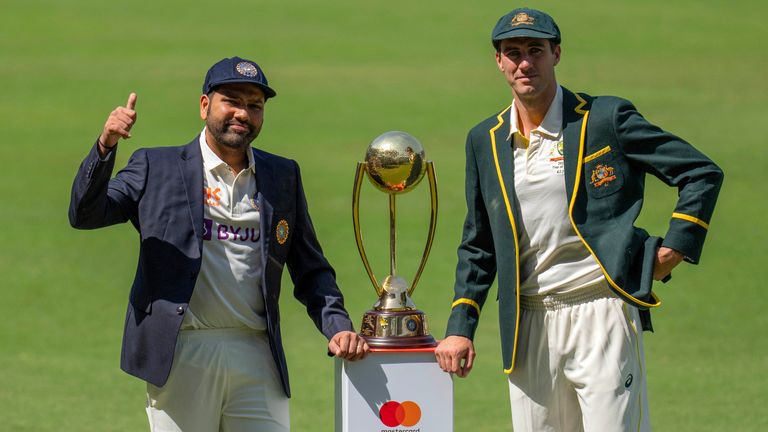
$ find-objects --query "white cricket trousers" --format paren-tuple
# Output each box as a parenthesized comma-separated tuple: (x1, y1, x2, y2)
(146, 328, 290, 432)
(508, 282, 651, 432)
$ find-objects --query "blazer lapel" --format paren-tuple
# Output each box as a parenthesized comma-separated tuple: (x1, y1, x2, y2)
(252, 148, 275, 263)
(252, 148, 275, 301)
(562, 87, 591, 222)
(256, 191, 273, 294)
(490, 106, 516, 207)
(179, 139, 204, 249)
(487, 105, 525, 245)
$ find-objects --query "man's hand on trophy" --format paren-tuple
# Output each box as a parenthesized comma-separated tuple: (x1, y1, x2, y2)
(329, 331, 370, 361)
(435, 335, 475, 378)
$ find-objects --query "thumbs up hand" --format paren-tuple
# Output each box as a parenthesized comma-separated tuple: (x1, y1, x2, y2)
(98, 93, 138, 152)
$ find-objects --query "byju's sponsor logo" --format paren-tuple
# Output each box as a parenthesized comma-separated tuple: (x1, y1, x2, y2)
(202, 218, 259, 242)
(379, 400, 421, 428)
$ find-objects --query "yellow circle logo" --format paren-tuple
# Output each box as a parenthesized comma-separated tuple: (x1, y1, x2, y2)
(276, 219, 289, 244)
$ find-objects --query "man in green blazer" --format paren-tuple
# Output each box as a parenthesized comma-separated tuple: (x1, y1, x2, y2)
(434, 8, 723, 431)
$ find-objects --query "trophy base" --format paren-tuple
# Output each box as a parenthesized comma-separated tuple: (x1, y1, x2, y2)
(363, 334, 437, 349)
(359, 309, 436, 348)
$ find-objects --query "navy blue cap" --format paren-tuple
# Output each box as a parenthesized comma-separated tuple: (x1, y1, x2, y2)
(202, 56, 277, 99)
(492, 8, 561, 49)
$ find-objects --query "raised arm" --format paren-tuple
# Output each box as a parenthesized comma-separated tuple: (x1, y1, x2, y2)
(69, 93, 146, 230)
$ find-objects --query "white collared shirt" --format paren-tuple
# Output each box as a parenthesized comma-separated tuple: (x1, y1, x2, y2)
(181, 129, 266, 330)
(510, 86, 604, 296)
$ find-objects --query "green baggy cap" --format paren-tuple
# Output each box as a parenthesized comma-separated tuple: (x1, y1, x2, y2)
(491, 8, 561, 49)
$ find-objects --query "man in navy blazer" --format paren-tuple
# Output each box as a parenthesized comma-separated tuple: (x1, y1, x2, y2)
(69, 57, 368, 431)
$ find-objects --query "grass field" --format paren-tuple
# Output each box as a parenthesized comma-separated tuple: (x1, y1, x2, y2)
(1, 0, 766, 430)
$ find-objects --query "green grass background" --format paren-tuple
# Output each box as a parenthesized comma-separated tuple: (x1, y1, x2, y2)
(1, 0, 765, 430)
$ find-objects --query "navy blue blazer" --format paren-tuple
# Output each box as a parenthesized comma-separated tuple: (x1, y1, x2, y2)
(69, 137, 354, 397)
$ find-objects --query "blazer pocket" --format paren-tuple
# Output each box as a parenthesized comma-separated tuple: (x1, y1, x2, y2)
(584, 151, 624, 198)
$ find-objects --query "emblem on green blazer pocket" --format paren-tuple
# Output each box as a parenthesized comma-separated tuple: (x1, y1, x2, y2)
(590, 163, 617, 188)
(276, 219, 289, 245)
(585, 150, 624, 198)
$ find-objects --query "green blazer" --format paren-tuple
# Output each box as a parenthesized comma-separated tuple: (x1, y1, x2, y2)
(445, 87, 723, 374)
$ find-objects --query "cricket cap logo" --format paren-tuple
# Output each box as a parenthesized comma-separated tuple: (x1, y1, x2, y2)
(511, 12, 535, 26)
(235, 61, 259, 78)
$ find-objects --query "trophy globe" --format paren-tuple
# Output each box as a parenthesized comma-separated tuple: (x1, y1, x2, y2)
(365, 131, 426, 195)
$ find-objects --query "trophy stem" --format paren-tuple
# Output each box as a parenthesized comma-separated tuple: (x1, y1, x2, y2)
(389, 194, 397, 277)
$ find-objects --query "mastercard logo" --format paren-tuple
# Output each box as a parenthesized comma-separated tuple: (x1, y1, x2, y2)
(379, 400, 421, 427)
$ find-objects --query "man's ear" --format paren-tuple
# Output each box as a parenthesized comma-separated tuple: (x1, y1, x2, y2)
(200, 94, 210, 120)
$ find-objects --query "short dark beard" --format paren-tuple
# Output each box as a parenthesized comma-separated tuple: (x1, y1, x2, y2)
(205, 105, 259, 149)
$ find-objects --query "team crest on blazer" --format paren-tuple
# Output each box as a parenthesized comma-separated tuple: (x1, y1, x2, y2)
(276, 219, 289, 244)
(511, 12, 535, 26)
(590, 163, 617, 188)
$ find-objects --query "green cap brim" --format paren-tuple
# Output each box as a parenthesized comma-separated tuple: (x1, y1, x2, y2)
(493, 28, 558, 41)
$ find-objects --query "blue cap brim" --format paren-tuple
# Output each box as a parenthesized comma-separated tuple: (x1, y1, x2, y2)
(206, 78, 277, 99)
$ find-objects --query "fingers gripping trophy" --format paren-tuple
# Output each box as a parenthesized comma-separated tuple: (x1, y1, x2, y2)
(352, 131, 438, 348)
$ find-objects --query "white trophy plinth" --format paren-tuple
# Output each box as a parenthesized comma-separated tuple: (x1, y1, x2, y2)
(335, 347, 453, 431)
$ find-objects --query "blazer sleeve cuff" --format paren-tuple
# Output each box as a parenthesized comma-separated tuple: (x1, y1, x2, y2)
(322, 314, 355, 340)
(445, 302, 480, 340)
(662, 216, 709, 264)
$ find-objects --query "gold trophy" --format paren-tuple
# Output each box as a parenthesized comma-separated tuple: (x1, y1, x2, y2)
(353, 131, 437, 348)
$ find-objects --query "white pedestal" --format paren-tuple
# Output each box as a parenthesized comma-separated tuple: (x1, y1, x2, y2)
(335, 348, 453, 431)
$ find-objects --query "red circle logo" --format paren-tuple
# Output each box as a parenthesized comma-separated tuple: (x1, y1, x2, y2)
(379, 400, 421, 427)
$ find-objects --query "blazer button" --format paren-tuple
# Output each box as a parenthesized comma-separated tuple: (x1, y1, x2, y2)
(176, 306, 185, 315)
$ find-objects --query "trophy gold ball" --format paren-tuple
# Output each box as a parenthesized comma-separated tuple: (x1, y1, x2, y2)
(352, 131, 438, 349)
(364, 131, 427, 194)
